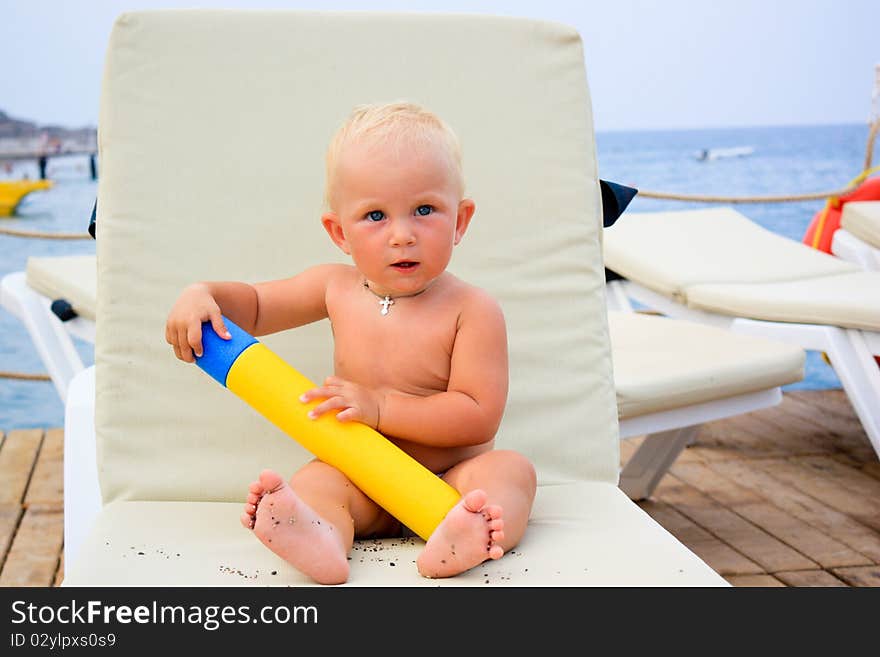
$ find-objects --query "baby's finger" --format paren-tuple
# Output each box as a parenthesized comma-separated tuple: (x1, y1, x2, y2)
(335, 407, 362, 423)
(210, 313, 232, 340)
(177, 327, 194, 362)
(307, 396, 350, 419)
(186, 323, 204, 358)
(172, 344, 183, 361)
(299, 386, 334, 403)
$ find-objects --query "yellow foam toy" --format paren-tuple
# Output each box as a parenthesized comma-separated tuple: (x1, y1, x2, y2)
(196, 317, 461, 540)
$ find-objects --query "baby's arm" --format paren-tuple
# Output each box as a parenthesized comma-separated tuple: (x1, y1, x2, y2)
(379, 291, 508, 446)
(165, 264, 341, 362)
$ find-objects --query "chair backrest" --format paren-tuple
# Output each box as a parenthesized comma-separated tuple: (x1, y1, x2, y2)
(96, 10, 618, 503)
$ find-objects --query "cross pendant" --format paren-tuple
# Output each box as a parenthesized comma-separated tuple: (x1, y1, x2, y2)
(379, 296, 394, 315)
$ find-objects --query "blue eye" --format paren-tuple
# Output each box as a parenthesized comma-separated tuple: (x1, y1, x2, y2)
(367, 210, 385, 222)
(416, 205, 433, 216)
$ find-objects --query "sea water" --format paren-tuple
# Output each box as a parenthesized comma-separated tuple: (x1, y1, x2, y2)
(0, 123, 872, 429)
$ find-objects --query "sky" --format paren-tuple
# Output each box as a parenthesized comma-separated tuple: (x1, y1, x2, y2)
(2, 0, 878, 132)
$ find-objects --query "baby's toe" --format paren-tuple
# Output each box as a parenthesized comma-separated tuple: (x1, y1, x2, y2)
(484, 504, 503, 520)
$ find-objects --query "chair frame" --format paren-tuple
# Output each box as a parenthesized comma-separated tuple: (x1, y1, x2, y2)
(1, 271, 94, 403)
(607, 278, 880, 462)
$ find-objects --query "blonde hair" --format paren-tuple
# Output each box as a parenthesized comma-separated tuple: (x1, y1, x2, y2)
(324, 101, 464, 210)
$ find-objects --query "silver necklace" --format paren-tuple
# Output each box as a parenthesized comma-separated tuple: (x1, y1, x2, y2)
(362, 280, 431, 316)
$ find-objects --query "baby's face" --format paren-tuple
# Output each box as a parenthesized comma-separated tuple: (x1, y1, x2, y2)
(325, 138, 472, 297)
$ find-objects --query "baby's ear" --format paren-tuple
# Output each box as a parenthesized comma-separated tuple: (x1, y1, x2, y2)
(321, 212, 350, 254)
(454, 199, 476, 245)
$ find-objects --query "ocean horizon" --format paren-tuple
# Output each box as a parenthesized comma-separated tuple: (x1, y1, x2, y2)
(1, 121, 874, 429)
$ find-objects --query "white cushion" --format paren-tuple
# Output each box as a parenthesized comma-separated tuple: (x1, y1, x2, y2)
(841, 201, 880, 248)
(26, 255, 97, 321)
(603, 207, 857, 299)
(63, 484, 723, 586)
(95, 10, 619, 504)
(609, 311, 804, 418)
(687, 272, 880, 331)
(603, 207, 880, 329)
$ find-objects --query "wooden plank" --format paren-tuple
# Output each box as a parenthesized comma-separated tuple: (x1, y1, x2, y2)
(775, 403, 876, 464)
(774, 570, 848, 587)
(24, 428, 64, 507)
(787, 390, 858, 424)
(0, 504, 63, 586)
(756, 458, 880, 532)
(709, 459, 880, 563)
(684, 415, 798, 461)
(0, 429, 43, 505)
(653, 476, 818, 572)
(831, 566, 880, 587)
(860, 461, 880, 482)
(725, 574, 785, 587)
(794, 455, 880, 508)
(783, 391, 868, 445)
(746, 405, 841, 457)
(637, 499, 763, 575)
(669, 461, 871, 568)
(0, 505, 23, 572)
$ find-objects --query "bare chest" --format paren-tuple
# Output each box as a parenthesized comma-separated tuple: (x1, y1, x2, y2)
(327, 292, 459, 394)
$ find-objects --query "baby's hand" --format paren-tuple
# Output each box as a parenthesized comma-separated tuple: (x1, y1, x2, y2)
(300, 376, 385, 429)
(165, 283, 231, 362)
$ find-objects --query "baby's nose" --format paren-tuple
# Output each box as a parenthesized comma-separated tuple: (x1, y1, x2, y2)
(389, 220, 417, 246)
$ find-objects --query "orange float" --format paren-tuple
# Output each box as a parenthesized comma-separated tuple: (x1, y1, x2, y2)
(802, 175, 880, 253)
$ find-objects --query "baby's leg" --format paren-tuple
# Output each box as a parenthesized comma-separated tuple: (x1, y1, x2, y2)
(241, 460, 395, 585)
(417, 450, 536, 578)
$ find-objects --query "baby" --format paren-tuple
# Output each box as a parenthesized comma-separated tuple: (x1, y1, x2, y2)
(165, 102, 536, 584)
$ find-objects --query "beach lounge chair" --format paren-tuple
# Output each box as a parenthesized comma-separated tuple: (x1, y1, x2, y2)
(604, 206, 880, 462)
(832, 201, 880, 270)
(55, 10, 734, 586)
(1, 255, 96, 402)
(608, 310, 803, 499)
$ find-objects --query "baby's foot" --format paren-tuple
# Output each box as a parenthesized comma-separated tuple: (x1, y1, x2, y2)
(241, 469, 349, 585)
(416, 489, 505, 578)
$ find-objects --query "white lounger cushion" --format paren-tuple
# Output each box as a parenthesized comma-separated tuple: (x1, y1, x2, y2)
(604, 207, 880, 330)
(67, 10, 725, 586)
(842, 201, 880, 248)
(687, 272, 880, 332)
(64, 485, 719, 586)
(26, 255, 97, 321)
(609, 311, 804, 418)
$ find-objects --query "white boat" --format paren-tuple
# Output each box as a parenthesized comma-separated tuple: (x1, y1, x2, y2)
(696, 145, 755, 161)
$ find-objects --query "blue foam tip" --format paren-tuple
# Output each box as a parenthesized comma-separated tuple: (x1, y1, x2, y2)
(194, 316, 258, 387)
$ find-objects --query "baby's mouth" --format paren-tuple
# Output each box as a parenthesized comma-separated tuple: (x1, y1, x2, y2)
(391, 261, 419, 270)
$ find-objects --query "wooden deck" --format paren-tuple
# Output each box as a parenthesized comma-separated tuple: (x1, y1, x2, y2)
(1, 389, 878, 586)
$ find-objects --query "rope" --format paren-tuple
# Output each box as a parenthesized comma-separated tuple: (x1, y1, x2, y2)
(0, 226, 90, 239)
(635, 187, 861, 203)
(0, 370, 50, 381)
